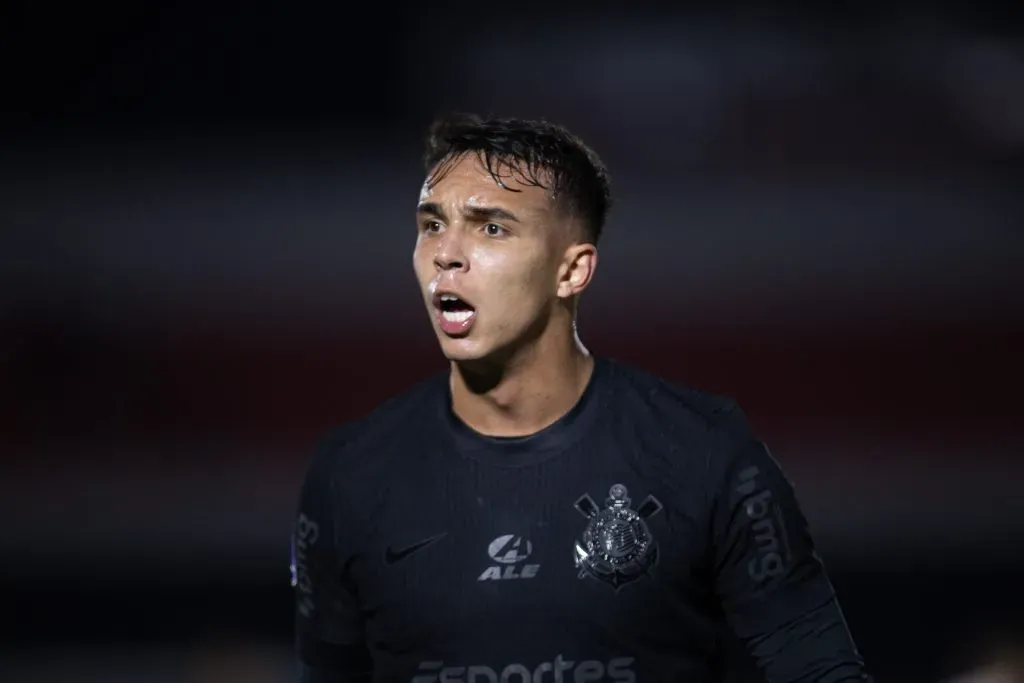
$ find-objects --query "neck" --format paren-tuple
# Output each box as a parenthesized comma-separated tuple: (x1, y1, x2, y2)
(449, 325, 594, 438)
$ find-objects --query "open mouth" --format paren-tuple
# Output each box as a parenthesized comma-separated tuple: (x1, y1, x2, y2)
(437, 293, 475, 320)
(434, 292, 477, 334)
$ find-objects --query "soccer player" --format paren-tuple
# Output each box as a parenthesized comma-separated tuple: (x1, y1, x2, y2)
(292, 113, 870, 682)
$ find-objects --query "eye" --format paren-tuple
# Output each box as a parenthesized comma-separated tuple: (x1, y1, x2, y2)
(422, 220, 443, 234)
(483, 223, 507, 238)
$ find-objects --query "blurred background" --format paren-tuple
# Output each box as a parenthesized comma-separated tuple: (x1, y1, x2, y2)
(2, 2, 1023, 681)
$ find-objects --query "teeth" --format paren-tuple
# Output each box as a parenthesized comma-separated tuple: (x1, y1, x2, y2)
(440, 294, 458, 302)
(442, 310, 474, 323)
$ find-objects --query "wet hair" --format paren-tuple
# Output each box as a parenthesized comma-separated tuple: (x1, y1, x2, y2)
(422, 113, 612, 244)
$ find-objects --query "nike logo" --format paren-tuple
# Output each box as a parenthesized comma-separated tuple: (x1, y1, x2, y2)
(384, 533, 447, 565)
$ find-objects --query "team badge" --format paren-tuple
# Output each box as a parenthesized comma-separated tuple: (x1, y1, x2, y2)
(573, 484, 662, 590)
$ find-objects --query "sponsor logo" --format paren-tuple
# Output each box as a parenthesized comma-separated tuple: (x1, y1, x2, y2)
(292, 513, 320, 617)
(477, 534, 540, 582)
(412, 655, 636, 683)
(736, 466, 791, 582)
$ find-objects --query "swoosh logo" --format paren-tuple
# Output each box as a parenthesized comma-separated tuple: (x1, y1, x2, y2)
(384, 533, 447, 566)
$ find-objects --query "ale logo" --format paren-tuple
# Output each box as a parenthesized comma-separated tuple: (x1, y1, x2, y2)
(477, 534, 540, 582)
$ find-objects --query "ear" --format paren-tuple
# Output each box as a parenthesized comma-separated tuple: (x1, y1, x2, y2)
(556, 243, 598, 299)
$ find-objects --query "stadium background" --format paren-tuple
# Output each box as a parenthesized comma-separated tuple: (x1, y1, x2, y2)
(2, 2, 1022, 681)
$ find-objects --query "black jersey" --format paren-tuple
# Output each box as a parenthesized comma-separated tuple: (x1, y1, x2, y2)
(292, 357, 869, 683)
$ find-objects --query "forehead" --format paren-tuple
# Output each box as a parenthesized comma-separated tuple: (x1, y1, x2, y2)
(419, 154, 557, 216)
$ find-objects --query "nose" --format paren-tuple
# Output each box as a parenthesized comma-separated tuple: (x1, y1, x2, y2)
(433, 231, 468, 272)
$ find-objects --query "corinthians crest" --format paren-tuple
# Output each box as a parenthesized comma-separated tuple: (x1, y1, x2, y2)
(573, 484, 662, 590)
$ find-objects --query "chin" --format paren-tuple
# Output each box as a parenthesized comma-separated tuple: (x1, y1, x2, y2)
(437, 336, 491, 362)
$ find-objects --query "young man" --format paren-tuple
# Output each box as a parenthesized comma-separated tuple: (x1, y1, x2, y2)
(292, 114, 870, 682)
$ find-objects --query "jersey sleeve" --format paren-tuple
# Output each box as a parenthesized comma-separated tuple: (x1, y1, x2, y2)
(710, 434, 871, 683)
(292, 437, 372, 682)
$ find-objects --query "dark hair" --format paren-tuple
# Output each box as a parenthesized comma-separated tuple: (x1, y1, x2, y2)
(422, 113, 612, 244)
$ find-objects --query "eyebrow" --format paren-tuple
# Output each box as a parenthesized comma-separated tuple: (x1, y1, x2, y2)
(417, 202, 520, 223)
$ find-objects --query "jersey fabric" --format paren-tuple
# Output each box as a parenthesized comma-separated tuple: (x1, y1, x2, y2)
(292, 357, 870, 683)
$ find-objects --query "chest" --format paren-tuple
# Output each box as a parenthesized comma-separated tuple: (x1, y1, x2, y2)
(347, 454, 717, 653)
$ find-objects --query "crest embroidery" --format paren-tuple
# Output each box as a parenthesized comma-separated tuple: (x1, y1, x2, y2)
(573, 484, 662, 590)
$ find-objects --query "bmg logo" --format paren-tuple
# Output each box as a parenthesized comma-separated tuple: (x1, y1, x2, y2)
(735, 466, 791, 583)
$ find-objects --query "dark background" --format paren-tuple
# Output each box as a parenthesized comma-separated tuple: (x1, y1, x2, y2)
(2, 2, 1023, 681)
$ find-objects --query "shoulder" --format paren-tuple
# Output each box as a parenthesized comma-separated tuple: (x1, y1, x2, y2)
(592, 358, 772, 530)
(601, 356, 754, 444)
(599, 357, 767, 492)
(302, 371, 448, 487)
